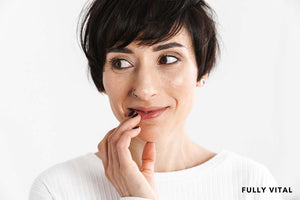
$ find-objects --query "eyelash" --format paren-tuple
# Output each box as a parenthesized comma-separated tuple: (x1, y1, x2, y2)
(108, 54, 180, 70)
(158, 54, 181, 65)
(108, 58, 132, 70)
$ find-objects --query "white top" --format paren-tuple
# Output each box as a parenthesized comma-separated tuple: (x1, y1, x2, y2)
(29, 150, 283, 200)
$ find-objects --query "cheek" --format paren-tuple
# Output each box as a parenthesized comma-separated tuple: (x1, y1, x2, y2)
(163, 64, 197, 95)
(103, 72, 129, 121)
(103, 71, 129, 96)
(163, 64, 197, 112)
(103, 73, 117, 97)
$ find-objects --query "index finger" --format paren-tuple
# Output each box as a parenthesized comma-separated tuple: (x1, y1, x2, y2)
(115, 112, 141, 136)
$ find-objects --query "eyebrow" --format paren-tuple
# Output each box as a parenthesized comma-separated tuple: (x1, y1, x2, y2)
(106, 42, 185, 54)
(154, 42, 185, 51)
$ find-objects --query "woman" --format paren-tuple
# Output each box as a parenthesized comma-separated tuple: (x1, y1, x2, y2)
(29, 0, 283, 199)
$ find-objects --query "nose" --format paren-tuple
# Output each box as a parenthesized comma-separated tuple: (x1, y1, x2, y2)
(131, 65, 158, 101)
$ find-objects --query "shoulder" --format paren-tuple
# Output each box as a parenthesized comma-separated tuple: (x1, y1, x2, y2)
(29, 153, 105, 199)
(221, 150, 269, 171)
(37, 152, 104, 182)
(219, 150, 279, 186)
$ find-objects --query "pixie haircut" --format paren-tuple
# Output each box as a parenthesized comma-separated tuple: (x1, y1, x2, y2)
(78, 0, 219, 93)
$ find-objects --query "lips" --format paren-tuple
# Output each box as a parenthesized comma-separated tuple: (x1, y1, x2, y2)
(129, 106, 169, 120)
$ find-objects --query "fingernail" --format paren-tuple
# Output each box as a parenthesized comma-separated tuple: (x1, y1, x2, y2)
(128, 110, 135, 117)
(131, 112, 138, 118)
(133, 126, 139, 129)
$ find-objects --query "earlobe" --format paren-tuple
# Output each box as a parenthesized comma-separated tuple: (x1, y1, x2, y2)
(196, 79, 206, 87)
(197, 73, 208, 87)
(200, 78, 206, 85)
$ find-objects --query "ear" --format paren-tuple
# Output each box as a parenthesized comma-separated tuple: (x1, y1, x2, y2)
(196, 73, 209, 87)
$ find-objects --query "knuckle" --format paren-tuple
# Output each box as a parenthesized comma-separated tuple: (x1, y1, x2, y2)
(111, 137, 118, 144)
(98, 147, 105, 156)
(105, 130, 114, 141)
(97, 142, 102, 151)
(107, 129, 116, 140)
(109, 128, 116, 134)
(97, 141, 105, 151)
(116, 141, 125, 151)
(107, 135, 113, 143)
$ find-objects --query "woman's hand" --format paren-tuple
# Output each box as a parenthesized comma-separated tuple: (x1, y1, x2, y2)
(97, 112, 158, 200)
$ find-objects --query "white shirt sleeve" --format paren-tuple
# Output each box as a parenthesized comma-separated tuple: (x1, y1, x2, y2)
(29, 176, 53, 200)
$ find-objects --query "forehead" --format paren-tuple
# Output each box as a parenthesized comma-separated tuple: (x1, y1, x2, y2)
(110, 27, 194, 52)
(151, 27, 193, 49)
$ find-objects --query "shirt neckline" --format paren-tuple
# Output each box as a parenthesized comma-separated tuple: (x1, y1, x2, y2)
(89, 149, 229, 181)
(153, 149, 228, 180)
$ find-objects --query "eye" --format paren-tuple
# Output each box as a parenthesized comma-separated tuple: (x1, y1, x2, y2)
(110, 58, 132, 69)
(159, 55, 179, 65)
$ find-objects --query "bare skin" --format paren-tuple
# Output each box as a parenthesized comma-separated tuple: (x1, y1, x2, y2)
(95, 27, 217, 199)
(96, 114, 159, 199)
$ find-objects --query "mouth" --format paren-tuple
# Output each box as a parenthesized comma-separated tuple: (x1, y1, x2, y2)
(128, 106, 169, 120)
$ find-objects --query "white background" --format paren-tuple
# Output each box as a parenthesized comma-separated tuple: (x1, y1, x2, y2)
(0, 0, 299, 199)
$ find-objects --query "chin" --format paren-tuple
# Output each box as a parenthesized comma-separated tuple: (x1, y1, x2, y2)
(137, 129, 161, 142)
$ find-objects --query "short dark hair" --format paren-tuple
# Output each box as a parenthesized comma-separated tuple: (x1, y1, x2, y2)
(78, 0, 220, 93)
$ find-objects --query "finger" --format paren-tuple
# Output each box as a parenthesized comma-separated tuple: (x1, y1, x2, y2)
(140, 142, 156, 176)
(107, 130, 119, 185)
(109, 129, 121, 174)
(110, 112, 141, 163)
(115, 112, 141, 135)
(107, 129, 117, 169)
(105, 113, 140, 180)
(116, 127, 141, 167)
(109, 111, 140, 148)
(97, 128, 116, 170)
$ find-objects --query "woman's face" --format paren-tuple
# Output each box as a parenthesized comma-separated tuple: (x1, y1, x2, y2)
(103, 27, 203, 142)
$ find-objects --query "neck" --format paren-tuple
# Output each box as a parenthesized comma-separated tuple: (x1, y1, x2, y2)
(129, 125, 206, 172)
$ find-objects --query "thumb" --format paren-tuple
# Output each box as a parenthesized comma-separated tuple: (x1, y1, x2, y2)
(140, 142, 156, 178)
